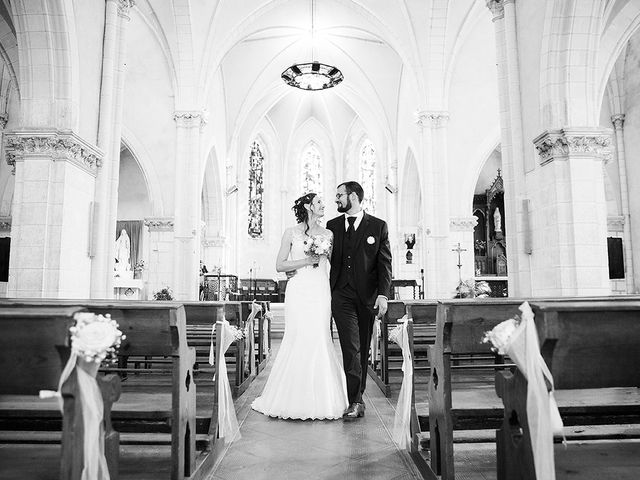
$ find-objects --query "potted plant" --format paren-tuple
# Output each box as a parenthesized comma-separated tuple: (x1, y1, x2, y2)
(133, 260, 145, 279)
(153, 286, 173, 301)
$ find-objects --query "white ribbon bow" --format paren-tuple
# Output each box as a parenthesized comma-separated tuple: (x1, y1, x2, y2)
(391, 314, 413, 450)
(213, 319, 241, 441)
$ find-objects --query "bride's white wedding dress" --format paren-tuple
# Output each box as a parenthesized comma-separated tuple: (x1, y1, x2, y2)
(251, 230, 348, 420)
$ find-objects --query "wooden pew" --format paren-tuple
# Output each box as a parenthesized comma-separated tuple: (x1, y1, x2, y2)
(496, 300, 640, 480)
(423, 296, 640, 480)
(0, 300, 199, 480)
(368, 300, 437, 397)
(0, 306, 121, 480)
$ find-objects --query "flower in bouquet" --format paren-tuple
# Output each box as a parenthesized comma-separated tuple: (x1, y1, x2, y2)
(481, 315, 520, 355)
(303, 235, 332, 268)
(70, 312, 125, 364)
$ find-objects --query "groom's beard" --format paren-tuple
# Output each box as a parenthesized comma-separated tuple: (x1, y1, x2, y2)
(337, 198, 352, 213)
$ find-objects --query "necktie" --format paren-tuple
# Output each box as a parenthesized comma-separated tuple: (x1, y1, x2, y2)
(347, 216, 356, 239)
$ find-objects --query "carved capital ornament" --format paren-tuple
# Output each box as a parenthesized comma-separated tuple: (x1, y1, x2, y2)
(4, 130, 103, 176)
(533, 128, 613, 165)
(144, 217, 175, 232)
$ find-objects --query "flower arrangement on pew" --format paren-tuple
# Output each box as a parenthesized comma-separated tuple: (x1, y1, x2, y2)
(71, 312, 125, 366)
(481, 302, 564, 480)
(41, 312, 124, 480)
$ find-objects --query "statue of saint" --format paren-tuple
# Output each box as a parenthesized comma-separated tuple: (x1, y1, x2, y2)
(114, 229, 131, 275)
(493, 207, 502, 233)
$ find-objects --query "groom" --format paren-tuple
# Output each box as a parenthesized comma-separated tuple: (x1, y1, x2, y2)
(327, 181, 392, 420)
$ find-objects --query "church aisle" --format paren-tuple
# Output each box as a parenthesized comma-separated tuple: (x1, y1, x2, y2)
(210, 338, 422, 480)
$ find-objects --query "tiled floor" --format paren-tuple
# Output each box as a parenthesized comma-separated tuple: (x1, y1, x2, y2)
(211, 338, 423, 480)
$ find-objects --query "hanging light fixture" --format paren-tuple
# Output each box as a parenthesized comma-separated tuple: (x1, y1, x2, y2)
(281, 0, 343, 91)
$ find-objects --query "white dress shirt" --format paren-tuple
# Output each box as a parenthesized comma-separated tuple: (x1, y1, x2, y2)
(343, 209, 364, 231)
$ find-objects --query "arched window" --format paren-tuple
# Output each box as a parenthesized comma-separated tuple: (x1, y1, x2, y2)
(360, 139, 376, 214)
(301, 142, 322, 195)
(248, 141, 264, 238)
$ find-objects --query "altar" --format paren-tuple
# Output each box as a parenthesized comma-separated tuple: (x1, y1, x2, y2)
(113, 277, 144, 300)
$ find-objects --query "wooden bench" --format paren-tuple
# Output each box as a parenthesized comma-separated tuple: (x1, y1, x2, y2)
(0, 306, 121, 480)
(496, 300, 640, 480)
(0, 300, 201, 480)
(368, 300, 436, 397)
(420, 295, 640, 480)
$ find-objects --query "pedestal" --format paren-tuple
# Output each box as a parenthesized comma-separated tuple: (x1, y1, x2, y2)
(113, 277, 144, 300)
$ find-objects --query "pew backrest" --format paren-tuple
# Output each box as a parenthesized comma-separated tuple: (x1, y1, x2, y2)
(530, 300, 640, 389)
(0, 306, 85, 394)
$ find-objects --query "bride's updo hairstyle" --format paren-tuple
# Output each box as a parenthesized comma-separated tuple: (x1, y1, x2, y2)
(292, 193, 317, 235)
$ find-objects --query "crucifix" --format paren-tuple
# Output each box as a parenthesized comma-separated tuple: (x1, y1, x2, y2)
(452, 242, 467, 285)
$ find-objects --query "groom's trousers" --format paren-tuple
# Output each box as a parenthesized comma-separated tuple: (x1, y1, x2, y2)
(331, 283, 374, 405)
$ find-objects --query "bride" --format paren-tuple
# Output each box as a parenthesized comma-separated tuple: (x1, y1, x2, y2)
(251, 193, 348, 420)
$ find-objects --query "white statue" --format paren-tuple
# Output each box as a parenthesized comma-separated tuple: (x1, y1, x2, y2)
(114, 229, 131, 276)
(494, 207, 502, 233)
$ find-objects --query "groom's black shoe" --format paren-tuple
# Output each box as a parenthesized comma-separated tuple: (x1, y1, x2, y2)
(343, 402, 365, 420)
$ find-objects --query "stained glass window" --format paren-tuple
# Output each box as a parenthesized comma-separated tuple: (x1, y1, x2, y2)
(301, 143, 322, 195)
(248, 141, 264, 238)
(360, 139, 376, 214)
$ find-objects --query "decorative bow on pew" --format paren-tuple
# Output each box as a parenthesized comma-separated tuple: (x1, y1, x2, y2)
(40, 312, 123, 480)
(389, 314, 413, 450)
(485, 302, 564, 480)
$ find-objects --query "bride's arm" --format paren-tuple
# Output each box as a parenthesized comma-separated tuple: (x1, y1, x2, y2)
(275, 228, 315, 272)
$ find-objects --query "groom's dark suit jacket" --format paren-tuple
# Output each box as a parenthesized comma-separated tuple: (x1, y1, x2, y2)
(327, 212, 392, 305)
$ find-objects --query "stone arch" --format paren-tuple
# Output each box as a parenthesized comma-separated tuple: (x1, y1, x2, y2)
(201, 145, 224, 238)
(121, 126, 164, 216)
(400, 148, 421, 228)
(11, 0, 79, 128)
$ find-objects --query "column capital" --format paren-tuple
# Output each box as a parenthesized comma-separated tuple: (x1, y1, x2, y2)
(173, 110, 207, 129)
(533, 128, 613, 166)
(607, 215, 625, 232)
(4, 130, 104, 176)
(0, 216, 10, 232)
(202, 236, 226, 248)
(611, 114, 625, 130)
(486, 0, 504, 21)
(0, 113, 8, 130)
(449, 216, 478, 232)
(114, 0, 135, 18)
(144, 217, 175, 232)
(414, 110, 450, 129)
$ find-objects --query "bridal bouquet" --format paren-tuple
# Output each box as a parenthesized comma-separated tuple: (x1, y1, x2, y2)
(303, 235, 332, 268)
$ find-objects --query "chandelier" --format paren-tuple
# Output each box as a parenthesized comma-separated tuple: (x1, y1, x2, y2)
(281, 0, 343, 91)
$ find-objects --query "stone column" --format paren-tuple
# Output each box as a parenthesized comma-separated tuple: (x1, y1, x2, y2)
(486, 0, 530, 296)
(173, 111, 204, 300)
(5, 131, 103, 297)
(144, 217, 174, 298)
(611, 114, 635, 292)
(416, 110, 452, 298)
(532, 128, 612, 295)
(91, 0, 134, 298)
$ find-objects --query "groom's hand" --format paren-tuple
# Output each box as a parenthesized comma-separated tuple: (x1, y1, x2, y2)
(286, 270, 297, 279)
(374, 295, 388, 318)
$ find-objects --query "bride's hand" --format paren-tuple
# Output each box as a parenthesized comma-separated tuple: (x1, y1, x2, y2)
(307, 254, 320, 266)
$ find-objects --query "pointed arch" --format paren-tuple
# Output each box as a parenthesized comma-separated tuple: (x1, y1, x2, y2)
(400, 148, 421, 228)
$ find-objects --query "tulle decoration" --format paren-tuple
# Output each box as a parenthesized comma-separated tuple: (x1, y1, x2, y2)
(263, 310, 273, 355)
(211, 319, 241, 441)
(489, 302, 564, 480)
(389, 314, 413, 449)
(39, 312, 123, 480)
(243, 302, 262, 375)
(370, 316, 381, 364)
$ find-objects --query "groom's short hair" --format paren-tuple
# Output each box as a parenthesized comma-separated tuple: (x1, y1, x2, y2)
(339, 181, 364, 202)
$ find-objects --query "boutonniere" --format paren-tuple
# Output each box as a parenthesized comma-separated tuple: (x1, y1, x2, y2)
(367, 236, 376, 245)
